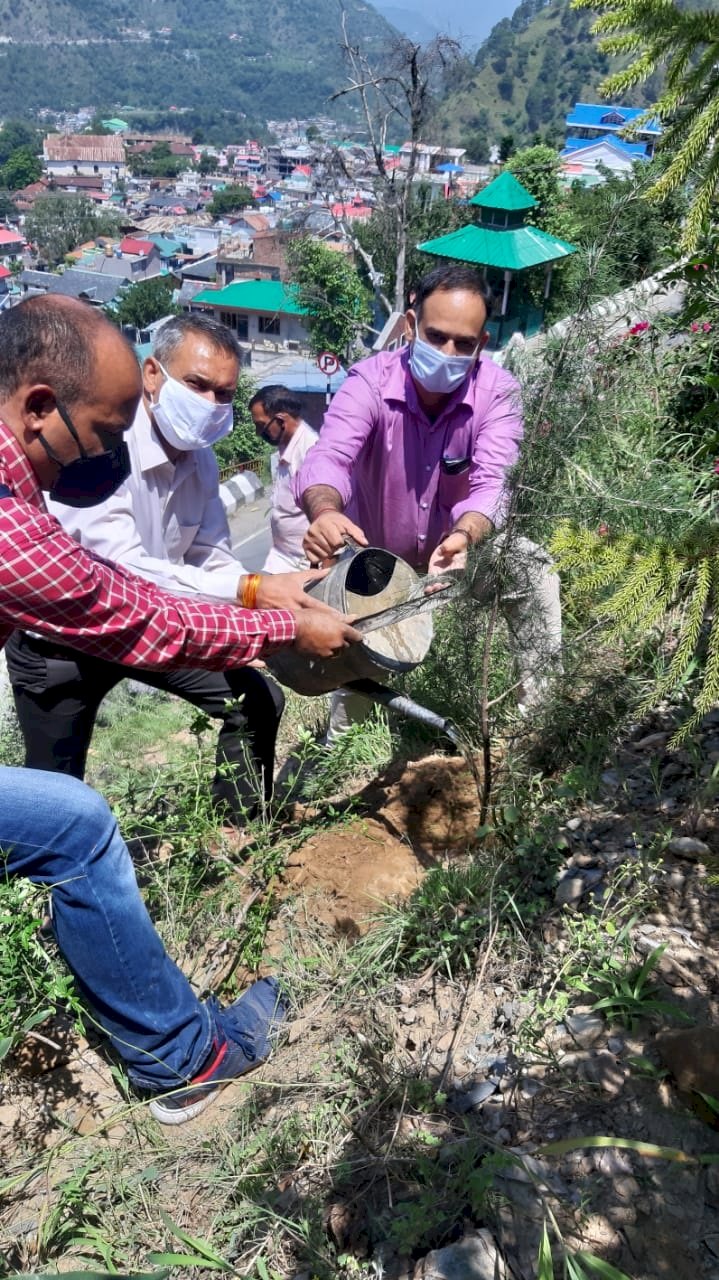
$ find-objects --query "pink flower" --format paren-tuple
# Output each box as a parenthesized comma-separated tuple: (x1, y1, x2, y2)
(713, 459, 719, 475)
(598, 522, 609, 536)
(691, 322, 700, 332)
(703, 322, 712, 333)
(629, 320, 650, 335)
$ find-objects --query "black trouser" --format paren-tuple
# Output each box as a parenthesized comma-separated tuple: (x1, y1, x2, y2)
(5, 631, 285, 824)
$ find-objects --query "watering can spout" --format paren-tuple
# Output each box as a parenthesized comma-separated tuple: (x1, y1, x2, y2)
(345, 678, 462, 750)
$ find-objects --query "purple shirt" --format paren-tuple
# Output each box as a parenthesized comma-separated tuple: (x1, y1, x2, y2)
(294, 346, 524, 569)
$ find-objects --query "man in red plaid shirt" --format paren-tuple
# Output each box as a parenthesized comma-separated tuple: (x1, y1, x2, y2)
(0, 295, 360, 1123)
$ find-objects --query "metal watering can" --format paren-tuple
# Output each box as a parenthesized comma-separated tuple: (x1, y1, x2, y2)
(267, 544, 462, 746)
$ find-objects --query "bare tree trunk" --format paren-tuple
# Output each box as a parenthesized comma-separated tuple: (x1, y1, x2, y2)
(330, 19, 459, 317)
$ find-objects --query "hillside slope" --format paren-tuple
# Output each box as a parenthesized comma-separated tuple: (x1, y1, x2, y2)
(435, 0, 668, 150)
(0, 0, 398, 122)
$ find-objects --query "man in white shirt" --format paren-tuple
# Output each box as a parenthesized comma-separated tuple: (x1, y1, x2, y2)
(249, 386, 318, 572)
(5, 315, 332, 825)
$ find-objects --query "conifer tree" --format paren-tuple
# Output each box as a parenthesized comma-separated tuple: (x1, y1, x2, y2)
(572, 0, 719, 249)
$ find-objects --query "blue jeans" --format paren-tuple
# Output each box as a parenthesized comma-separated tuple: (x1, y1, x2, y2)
(0, 766, 215, 1091)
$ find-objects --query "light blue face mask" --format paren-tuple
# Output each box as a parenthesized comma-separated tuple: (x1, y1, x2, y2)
(408, 333, 478, 395)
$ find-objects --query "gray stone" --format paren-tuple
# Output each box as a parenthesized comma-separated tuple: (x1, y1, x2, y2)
(555, 875, 585, 907)
(475, 1032, 494, 1049)
(565, 1012, 605, 1046)
(601, 769, 621, 790)
(566, 817, 583, 831)
(582, 1050, 628, 1097)
(635, 731, 669, 750)
(416, 1230, 506, 1280)
(668, 836, 711, 860)
(449, 1080, 497, 1114)
(488, 1055, 509, 1077)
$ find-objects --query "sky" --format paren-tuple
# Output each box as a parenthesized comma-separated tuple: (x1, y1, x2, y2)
(374, 0, 520, 52)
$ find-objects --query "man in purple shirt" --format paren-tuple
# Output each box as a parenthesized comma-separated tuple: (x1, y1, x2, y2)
(295, 263, 562, 729)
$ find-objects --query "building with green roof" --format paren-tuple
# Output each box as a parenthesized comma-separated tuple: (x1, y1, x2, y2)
(189, 279, 310, 350)
(417, 171, 577, 347)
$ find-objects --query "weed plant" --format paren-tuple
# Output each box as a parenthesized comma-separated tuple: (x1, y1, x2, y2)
(0, 876, 81, 1062)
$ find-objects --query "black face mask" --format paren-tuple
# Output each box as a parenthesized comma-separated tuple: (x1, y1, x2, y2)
(256, 415, 283, 447)
(38, 401, 131, 508)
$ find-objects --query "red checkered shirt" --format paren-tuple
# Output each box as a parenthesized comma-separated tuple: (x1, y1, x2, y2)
(0, 421, 296, 667)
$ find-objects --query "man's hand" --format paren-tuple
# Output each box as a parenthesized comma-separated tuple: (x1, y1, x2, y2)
(303, 512, 368, 566)
(241, 570, 338, 615)
(428, 531, 471, 577)
(293, 609, 363, 658)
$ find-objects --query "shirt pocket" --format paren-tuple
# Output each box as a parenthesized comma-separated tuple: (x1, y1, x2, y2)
(437, 465, 471, 511)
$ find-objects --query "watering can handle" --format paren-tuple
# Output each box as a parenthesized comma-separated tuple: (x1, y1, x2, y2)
(341, 532, 364, 554)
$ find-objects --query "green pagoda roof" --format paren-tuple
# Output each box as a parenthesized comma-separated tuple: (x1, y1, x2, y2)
(417, 223, 576, 272)
(470, 171, 537, 212)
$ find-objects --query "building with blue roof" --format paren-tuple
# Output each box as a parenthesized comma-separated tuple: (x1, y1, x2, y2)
(565, 103, 662, 158)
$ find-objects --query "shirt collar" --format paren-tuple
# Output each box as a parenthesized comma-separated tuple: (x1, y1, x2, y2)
(279, 419, 310, 466)
(136, 399, 177, 473)
(0, 419, 45, 508)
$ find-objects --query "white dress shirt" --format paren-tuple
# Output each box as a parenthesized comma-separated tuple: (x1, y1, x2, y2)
(264, 419, 318, 573)
(48, 400, 244, 601)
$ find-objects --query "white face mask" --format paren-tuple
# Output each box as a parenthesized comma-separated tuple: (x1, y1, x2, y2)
(150, 363, 234, 451)
(409, 334, 478, 395)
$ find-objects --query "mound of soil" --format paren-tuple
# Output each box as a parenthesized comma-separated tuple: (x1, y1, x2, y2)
(281, 755, 481, 937)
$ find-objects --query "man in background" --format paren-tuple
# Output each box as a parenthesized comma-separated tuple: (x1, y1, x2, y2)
(249, 385, 318, 572)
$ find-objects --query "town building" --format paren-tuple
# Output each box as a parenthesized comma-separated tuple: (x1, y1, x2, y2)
(188, 278, 310, 354)
(564, 103, 661, 157)
(43, 134, 128, 182)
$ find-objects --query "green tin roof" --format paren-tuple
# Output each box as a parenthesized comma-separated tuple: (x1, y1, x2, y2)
(192, 279, 307, 314)
(417, 223, 576, 272)
(147, 234, 184, 256)
(470, 171, 537, 211)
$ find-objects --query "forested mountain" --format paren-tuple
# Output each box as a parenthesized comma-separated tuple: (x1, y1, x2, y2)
(434, 0, 706, 155)
(0, 0, 398, 123)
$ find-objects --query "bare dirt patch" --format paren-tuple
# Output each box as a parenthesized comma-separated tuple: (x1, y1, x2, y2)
(277, 754, 480, 938)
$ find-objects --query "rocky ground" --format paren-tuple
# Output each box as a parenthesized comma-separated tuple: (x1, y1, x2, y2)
(3, 713, 719, 1278)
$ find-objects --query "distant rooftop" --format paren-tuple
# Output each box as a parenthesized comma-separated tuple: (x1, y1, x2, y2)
(192, 279, 306, 314)
(44, 133, 126, 164)
(566, 103, 662, 134)
(562, 134, 649, 158)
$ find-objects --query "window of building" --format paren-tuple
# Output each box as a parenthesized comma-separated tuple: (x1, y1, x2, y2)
(258, 314, 280, 336)
(220, 310, 248, 339)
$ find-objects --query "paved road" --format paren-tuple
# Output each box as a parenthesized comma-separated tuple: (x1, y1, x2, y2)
(228, 496, 272, 571)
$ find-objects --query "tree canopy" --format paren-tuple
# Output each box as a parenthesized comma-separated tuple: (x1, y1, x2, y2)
(1, 146, 41, 190)
(286, 237, 371, 358)
(25, 195, 120, 266)
(207, 184, 254, 218)
(111, 276, 179, 329)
